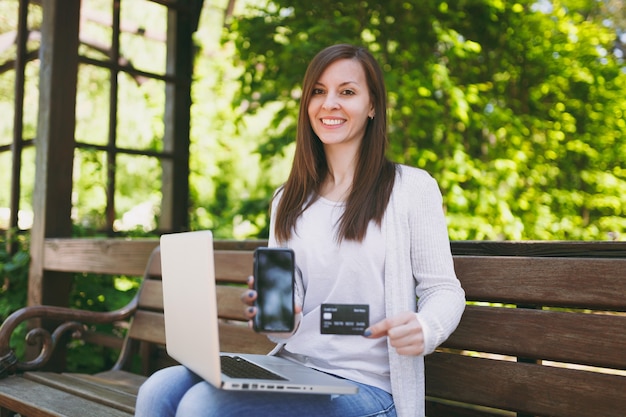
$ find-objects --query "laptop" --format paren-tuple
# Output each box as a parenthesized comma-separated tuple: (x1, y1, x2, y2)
(159, 230, 358, 395)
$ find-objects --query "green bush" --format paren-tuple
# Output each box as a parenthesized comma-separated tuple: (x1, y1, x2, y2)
(0, 231, 30, 359)
(65, 271, 142, 373)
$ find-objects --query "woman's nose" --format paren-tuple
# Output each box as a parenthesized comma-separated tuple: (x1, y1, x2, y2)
(322, 94, 340, 110)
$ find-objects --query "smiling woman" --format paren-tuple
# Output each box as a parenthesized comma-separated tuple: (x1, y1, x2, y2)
(306, 59, 375, 203)
(134, 44, 465, 417)
(276, 44, 393, 243)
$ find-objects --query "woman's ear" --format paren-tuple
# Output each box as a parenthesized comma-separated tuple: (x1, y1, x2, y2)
(367, 102, 376, 120)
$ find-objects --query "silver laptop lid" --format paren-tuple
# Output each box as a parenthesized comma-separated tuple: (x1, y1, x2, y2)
(160, 230, 222, 387)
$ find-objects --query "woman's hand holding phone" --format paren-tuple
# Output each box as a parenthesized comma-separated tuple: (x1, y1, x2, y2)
(242, 276, 258, 320)
(241, 276, 302, 333)
(241, 248, 301, 334)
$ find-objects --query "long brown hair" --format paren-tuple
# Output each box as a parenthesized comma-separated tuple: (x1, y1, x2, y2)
(274, 44, 396, 243)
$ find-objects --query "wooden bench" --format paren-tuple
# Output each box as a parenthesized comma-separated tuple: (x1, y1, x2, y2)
(0, 238, 272, 417)
(0, 239, 625, 417)
(425, 242, 626, 417)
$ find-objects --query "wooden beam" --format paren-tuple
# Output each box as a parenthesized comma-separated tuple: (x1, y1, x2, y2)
(160, 4, 197, 232)
(28, 0, 81, 307)
(9, 0, 29, 233)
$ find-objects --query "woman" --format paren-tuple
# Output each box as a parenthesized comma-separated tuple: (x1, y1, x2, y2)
(135, 43, 465, 417)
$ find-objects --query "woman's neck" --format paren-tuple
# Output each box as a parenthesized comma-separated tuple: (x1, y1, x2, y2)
(320, 144, 358, 202)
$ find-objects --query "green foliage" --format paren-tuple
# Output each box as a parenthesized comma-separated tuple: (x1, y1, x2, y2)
(65, 271, 141, 373)
(0, 231, 30, 359)
(0, 232, 29, 318)
(3, 0, 625, 240)
(223, 0, 626, 240)
(188, 1, 296, 239)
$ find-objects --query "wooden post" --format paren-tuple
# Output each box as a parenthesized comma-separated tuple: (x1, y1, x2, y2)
(160, 2, 203, 232)
(28, 0, 81, 309)
(9, 0, 29, 235)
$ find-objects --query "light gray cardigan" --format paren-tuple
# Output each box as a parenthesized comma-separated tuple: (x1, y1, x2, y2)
(382, 165, 465, 417)
(270, 164, 466, 417)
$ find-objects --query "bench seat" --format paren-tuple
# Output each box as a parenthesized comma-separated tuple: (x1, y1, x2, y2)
(0, 372, 138, 416)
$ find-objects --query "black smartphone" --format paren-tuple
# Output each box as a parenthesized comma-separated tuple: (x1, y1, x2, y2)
(253, 247, 296, 332)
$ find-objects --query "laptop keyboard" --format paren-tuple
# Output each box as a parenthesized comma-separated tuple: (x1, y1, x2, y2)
(221, 355, 287, 381)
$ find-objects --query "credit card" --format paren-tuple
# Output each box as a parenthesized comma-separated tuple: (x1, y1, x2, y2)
(320, 304, 369, 335)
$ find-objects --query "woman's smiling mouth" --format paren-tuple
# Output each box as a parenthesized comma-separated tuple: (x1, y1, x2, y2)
(321, 118, 345, 126)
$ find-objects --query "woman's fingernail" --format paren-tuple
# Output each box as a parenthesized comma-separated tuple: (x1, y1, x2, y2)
(363, 329, 372, 337)
(248, 306, 255, 314)
(248, 291, 255, 298)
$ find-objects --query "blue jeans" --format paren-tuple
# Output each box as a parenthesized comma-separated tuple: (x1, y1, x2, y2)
(135, 365, 396, 417)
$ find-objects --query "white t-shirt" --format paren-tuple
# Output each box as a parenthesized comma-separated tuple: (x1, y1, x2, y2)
(274, 196, 391, 393)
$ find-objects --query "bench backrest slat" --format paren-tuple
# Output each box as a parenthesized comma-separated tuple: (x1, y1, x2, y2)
(136, 280, 163, 311)
(218, 323, 275, 354)
(426, 352, 626, 417)
(44, 239, 159, 276)
(444, 305, 626, 370)
(455, 256, 626, 310)
(216, 286, 251, 321)
(214, 251, 254, 283)
(127, 310, 166, 345)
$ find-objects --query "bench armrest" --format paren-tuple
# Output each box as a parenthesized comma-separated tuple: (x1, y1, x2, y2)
(0, 298, 138, 378)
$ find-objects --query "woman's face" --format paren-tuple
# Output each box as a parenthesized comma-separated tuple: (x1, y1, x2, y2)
(307, 58, 374, 148)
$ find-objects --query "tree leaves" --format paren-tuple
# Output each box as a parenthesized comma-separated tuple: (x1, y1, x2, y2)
(226, 0, 626, 240)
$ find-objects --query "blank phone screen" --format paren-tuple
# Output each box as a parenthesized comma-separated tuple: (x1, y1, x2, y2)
(254, 249, 295, 332)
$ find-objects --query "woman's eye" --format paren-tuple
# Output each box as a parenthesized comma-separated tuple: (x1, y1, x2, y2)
(342, 89, 355, 95)
(312, 88, 325, 95)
